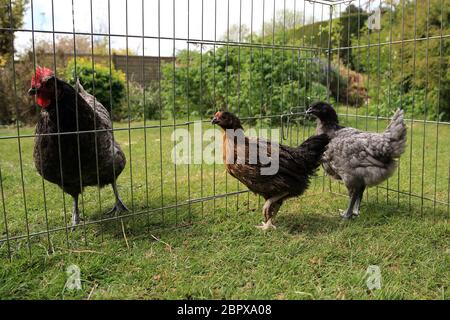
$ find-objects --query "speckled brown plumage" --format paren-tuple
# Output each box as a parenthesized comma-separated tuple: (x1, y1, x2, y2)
(212, 111, 329, 230)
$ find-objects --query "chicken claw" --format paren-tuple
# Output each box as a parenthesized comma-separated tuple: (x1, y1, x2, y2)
(255, 219, 277, 231)
(339, 209, 357, 220)
(105, 199, 129, 216)
(105, 183, 129, 217)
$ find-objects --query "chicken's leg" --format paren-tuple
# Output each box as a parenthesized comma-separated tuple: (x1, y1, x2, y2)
(106, 182, 129, 216)
(256, 192, 288, 230)
(72, 195, 80, 227)
(340, 189, 359, 220)
(352, 186, 366, 216)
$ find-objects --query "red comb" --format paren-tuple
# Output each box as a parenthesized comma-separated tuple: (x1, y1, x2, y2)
(31, 66, 54, 87)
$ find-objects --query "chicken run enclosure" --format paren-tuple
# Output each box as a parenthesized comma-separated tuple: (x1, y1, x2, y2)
(0, 0, 449, 261)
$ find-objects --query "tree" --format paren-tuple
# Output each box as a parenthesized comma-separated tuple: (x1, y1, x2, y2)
(354, 0, 450, 120)
(263, 9, 304, 39)
(334, 4, 369, 70)
(0, 0, 28, 65)
(0, 0, 29, 124)
(221, 24, 250, 42)
(160, 46, 338, 122)
(34, 35, 137, 57)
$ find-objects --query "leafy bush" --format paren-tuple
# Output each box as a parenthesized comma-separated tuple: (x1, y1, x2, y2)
(126, 81, 162, 121)
(0, 61, 37, 125)
(0, 69, 14, 124)
(64, 58, 126, 120)
(161, 47, 340, 124)
(352, 1, 450, 121)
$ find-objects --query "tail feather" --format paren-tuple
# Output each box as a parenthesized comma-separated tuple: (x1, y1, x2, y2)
(75, 77, 83, 90)
(384, 109, 407, 157)
(296, 134, 329, 175)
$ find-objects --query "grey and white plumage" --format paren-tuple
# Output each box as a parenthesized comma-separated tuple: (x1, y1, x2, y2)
(306, 101, 407, 219)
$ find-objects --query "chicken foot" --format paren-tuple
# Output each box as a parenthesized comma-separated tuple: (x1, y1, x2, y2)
(256, 193, 288, 230)
(105, 182, 129, 216)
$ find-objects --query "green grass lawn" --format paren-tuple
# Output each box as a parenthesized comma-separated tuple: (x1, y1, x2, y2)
(0, 111, 448, 299)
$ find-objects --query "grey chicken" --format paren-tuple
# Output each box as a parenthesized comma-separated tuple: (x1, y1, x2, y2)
(29, 66, 128, 226)
(306, 101, 407, 219)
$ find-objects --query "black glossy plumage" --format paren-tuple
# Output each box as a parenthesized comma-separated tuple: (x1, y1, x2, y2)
(32, 76, 127, 225)
(34, 79, 125, 196)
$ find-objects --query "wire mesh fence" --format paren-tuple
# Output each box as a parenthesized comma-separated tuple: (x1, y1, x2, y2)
(0, 0, 448, 260)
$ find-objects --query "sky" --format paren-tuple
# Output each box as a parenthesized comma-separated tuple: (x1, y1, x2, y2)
(14, 0, 374, 57)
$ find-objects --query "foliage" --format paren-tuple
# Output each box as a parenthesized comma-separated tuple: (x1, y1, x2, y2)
(283, 19, 330, 48)
(126, 82, 162, 121)
(0, 63, 36, 125)
(332, 5, 369, 70)
(351, 0, 450, 120)
(64, 58, 126, 120)
(2, 1, 447, 124)
(263, 9, 305, 39)
(0, 0, 28, 65)
(159, 4, 373, 120)
(0, 0, 32, 124)
(161, 47, 338, 123)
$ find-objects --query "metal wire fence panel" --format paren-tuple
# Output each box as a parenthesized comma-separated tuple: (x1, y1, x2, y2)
(0, 0, 448, 260)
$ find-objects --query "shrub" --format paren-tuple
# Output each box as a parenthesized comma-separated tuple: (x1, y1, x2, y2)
(64, 58, 126, 120)
(126, 81, 162, 121)
(0, 67, 21, 125)
(352, 1, 450, 120)
(161, 45, 365, 126)
(161, 48, 332, 124)
(0, 62, 37, 125)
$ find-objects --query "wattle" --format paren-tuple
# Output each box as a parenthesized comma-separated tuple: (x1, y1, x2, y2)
(37, 96, 51, 108)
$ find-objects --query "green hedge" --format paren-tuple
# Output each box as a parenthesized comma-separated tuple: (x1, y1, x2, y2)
(351, 1, 450, 121)
(64, 58, 126, 120)
(160, 47, 337, 123)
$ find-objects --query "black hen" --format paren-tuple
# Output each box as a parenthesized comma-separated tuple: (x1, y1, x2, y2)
(29, 67, 128, 226)
(212, 111, 329, 230)
(307, 101, 407, 219)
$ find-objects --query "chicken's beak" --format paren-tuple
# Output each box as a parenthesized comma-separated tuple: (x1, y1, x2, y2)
(211, 117, 220, 125)
(28, 87, 37, 96)
(305, 107, 315, 116)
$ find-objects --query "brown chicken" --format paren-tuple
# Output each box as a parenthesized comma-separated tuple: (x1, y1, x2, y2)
(212, 111, 329, 230)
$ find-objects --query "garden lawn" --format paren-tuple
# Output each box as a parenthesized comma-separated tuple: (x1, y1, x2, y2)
(0, 113, 448, 299)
